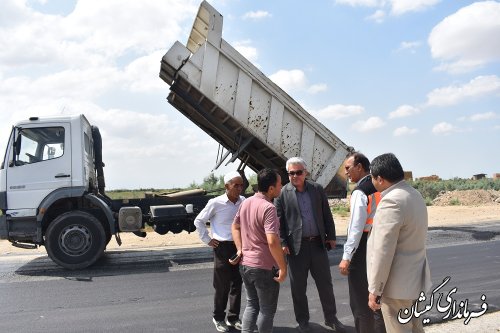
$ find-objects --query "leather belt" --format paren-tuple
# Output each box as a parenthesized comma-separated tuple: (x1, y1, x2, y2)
(302, 236, 321, 241)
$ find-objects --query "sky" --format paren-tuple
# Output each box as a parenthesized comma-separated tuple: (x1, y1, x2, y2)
(0, 0, 499, 190)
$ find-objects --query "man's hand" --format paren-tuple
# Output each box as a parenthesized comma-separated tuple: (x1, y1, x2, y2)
(368, 292, 382, 311)
(326, 239, 336, 250)
(338, 259, 350, 276)
(208, 239, 219, 248)
(282, 246, 290, 255)
(273, 267, 287, 283)
(228, 251, 241, 265)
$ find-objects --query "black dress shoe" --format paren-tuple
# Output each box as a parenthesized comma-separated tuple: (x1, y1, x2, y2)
(324, 316, 346, 332)
(296, 322, 311, 332)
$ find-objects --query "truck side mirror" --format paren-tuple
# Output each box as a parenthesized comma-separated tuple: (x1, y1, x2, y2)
(14, 135, 21, 157)
(10, 130, 22, 167)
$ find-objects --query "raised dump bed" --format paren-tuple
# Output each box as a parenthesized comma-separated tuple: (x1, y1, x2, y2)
(160, 1, 352, 197)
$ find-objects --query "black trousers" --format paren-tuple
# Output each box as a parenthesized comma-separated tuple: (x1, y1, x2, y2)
(213, 241, 242, 322)
(288, 238, 338, 325)
(348, 232, 386, 333)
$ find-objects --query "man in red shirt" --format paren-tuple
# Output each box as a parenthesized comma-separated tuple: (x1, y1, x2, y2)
(232, 168, 287, 333)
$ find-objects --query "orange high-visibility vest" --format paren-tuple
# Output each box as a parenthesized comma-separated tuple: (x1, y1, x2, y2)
(363, 192, 381, 232)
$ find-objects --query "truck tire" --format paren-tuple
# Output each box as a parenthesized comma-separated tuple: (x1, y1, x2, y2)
(45, 210, 106, 270)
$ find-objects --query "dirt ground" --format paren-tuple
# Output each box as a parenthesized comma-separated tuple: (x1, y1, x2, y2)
(1, 204, 499, 255)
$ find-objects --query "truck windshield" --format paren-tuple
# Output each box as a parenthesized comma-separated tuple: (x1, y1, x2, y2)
(16, 127, 65, 165)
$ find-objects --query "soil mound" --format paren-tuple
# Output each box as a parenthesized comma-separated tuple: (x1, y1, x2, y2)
(432, 189, 500, 206)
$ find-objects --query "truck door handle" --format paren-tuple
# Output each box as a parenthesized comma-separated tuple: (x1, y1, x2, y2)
(55, 174, 70, 178)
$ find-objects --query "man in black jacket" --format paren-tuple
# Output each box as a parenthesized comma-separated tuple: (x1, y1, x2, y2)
(275, 157, 345, 333)
(338, 152, 385, 333)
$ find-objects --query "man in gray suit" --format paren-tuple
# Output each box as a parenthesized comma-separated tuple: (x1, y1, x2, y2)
(275, 157, 345, 332)
(367, 153, 432, 333)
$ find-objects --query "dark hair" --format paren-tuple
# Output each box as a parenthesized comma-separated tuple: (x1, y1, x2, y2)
(257, 168, 280, 193)
(370, 153, 404, 183)
(348, 152, 370, 172)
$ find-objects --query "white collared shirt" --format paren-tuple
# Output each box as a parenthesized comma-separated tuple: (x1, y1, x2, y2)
(342, 174, 370, 261)
(194, 193, 245, 244)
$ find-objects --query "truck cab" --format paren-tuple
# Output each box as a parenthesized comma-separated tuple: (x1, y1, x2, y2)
(1, 115, 95, 221)
(0, 115, 112, 269)
(0, 115, 202, 270)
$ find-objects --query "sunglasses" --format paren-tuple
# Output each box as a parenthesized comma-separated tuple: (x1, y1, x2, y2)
(288, 170, 304, 176)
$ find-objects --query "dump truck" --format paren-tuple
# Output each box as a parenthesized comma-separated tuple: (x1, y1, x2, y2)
(0, 1, 352, 270)
(160, 1, 352, 196)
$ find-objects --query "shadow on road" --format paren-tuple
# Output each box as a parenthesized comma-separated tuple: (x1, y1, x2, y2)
(14, 246, 215, 279)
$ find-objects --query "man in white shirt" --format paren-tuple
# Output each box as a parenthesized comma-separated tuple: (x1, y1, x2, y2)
(338, 152, 385, 333)
(194, 171, 245, 332)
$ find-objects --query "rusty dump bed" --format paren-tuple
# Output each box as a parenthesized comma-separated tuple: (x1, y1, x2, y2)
(159, 1, 352, 197)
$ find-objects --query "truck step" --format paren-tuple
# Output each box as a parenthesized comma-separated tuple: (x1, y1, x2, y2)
(11, 241, 38, 249)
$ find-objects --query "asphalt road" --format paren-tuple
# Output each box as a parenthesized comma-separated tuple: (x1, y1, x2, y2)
(0, 222, 499, 333)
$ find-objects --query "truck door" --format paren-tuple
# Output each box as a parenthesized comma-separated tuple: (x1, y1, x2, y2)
(6, 123, 71, 213)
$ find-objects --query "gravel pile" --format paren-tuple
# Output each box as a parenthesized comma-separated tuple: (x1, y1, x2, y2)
(432, 189, 500, 206)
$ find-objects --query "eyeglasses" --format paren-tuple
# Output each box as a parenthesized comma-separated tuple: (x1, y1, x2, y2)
(288, 170, 304, 176)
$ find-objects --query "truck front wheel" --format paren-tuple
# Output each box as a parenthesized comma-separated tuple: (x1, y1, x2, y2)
(45, 211, 106, 270)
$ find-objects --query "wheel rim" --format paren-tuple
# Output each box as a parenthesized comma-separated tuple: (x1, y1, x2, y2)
(59, 224, 92, 256)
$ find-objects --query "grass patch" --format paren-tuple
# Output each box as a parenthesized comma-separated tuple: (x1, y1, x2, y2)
(332, 206, 350, 217)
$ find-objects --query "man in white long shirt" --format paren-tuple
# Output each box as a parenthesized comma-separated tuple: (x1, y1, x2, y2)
(339, 153, 385, 333)
(194, 171, 245, 332)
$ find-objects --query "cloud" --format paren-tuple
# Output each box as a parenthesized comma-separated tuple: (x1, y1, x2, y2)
(242, 10, 271, 20)
(470, 112, 497, 121)
(397, 41, 421, 53)
(336, 0, 440, 15)
(233, 40, 259, 63)
(0, 0, 198, 70)
(87, 108, 220, 188)
(352, 116, 386, 132)
(389, 105, 421, 118)
(335, 0, 381, 7)
(307, 83, 328, 94)
(124, 51, 167, 93)
(390, 0, 441, 16)
(458, 112, 498, 122)
(269, 69, 327, 95)
(429, 1, 500, 74)
(269, 69, 307, 92)
(432, 122, 458, 135)
(0, 67, 120, 101)
(426, 75, 500, 107)
(366, 9, 386, 23)
(393, 126, 418, 136)
(312, 104, 365, 120)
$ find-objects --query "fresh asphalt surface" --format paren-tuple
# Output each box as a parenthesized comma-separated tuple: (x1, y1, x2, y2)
(1, 222, 499, 333)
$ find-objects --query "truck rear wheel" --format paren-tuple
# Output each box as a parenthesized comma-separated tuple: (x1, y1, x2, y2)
(45, 210, 106, 270)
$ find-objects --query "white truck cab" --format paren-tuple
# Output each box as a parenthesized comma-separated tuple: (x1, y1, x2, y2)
(0, 115, 115, 269)
(1, 115, 95, 218)
(0, 114, 200, 270)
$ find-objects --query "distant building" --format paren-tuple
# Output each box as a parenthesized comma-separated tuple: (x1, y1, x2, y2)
(417, 175, 440, 181)
(404, 171, 413, 181)
(493, 173, 500, 180)
(472, 173, 487, 180)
